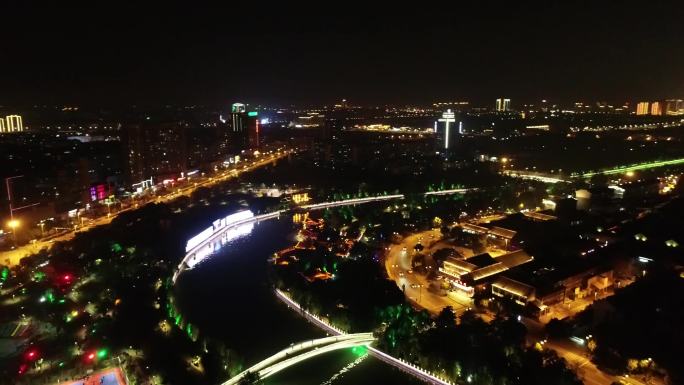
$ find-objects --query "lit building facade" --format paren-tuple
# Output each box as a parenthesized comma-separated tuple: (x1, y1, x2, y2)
(231, 103, 246, 133)
(665, 99, 683, 115)
(650, 101, 662, 116)
(1, 115, 24, 133)
(437, 109, 457, 150)
(229, 103, 259, 149)
(495, 98, 511, 112)
(635, 102, 650, 115)
(122, 121, 188, 184)
(248, 112, 260, 148)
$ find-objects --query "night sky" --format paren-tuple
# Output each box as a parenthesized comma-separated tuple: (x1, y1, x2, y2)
(2, 2, 683, 106)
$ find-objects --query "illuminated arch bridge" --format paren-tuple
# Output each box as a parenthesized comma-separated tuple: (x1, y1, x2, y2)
(221, 333, 376, 385)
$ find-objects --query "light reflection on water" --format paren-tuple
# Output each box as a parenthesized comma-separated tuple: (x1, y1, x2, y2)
(177, 218, 420, 385)
(186, 222, 255, 269)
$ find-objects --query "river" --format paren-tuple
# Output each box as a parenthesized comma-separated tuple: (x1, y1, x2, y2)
(175, 217, 420, 385)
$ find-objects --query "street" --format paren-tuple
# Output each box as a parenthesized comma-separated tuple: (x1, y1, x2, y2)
(384, 229, 473, 315)
(1, 150, 291, 267)
(522, 317, 651, 385)
(385, 229, 650, 385)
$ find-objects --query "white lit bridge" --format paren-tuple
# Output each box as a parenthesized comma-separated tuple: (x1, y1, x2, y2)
(275, 289, 457, 385)
(503, 170, 568, 184)
(172, 210, 285, 282)
(221, 333, 376, 385)
(423, 188, 473, 196)
(300, 194, 405, 210)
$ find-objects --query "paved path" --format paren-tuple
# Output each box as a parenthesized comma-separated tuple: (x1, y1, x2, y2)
(58, 367, 126, 385)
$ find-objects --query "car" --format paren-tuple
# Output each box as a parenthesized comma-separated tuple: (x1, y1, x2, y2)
(399, 272, 405, 277)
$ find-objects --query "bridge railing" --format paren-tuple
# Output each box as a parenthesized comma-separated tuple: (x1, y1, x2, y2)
(222, 333, 376, 385)
(301, 194, 405, 210)
(274, 289, 457, 385)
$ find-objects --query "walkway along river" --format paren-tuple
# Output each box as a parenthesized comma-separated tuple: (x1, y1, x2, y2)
(173, 192, 473, 385)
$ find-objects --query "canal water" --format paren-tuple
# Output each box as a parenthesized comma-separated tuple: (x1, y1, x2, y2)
(175, 217, 420, 385)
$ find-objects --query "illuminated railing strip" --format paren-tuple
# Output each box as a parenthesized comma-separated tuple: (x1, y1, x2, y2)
(221, 332, 374, 385)
(256, 338, 374, 380)
(424, 188, 473, 196)
(503, 171, 567, 184)
(274, 289, 456, 385)
(578, 157, 684, 178)
(301, 194, 405, 210)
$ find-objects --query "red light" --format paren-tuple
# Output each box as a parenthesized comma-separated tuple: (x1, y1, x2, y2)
(25, 349, 39, 361)
(63, 274, 71, 281)
(87, 353, 95, 360)
(18, 364, 28, 374)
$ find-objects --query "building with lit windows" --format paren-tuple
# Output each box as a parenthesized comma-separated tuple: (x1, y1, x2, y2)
(495, 98, 511, 112)
(436, 109, 457, 150)
(228, 103, 259, 149)
(288, 113, 325, 129)
(248, 112, 260, 148)
(665, 99, 683, 115)
(122, 121, 189, 183)
(650, 101, 662, 116)
(635, 102, 650, 115)
(438, 250, 534, 297)
(1, 115, 24, 133)
(231, 103, 246, 133)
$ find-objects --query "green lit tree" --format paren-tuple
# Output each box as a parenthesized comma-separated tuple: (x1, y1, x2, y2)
(238, 371, 262, 385)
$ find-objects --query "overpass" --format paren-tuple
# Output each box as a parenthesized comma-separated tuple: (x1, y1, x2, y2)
(300, 194, 405, 210)
(578, 157, 684, 178)
(424, 188, 473, 196)
(503, 170, 568, 184)
(221, 333, 376, 385)
(505, 157, 684, 182)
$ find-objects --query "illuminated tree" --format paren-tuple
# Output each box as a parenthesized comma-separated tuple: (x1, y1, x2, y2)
(238, 371, 261, 385)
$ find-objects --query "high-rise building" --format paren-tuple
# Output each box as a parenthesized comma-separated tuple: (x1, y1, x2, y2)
(247, 111, 260, 149)
(4, 115, 23, 132)
(636, 102, 650, 115)
(495, 98, 511, 112)
(228, 102, 260, 149)
(437, 109, 457, 150)
(650, 102, 662, 116)
(231, 103, 246, 133)
(122, 121, 188, 184)
(665, 99, 684, 116)
(0, 118, 6, 133)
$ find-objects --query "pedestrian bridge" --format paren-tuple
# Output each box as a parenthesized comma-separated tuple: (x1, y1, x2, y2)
(221, 333, 376, 385)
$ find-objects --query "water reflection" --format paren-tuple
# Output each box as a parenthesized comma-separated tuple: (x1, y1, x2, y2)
(186, 222, 255, 269)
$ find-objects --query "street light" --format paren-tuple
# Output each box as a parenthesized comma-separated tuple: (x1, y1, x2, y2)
(7, 219, 20, 246)
(8, 219, 20, 230)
